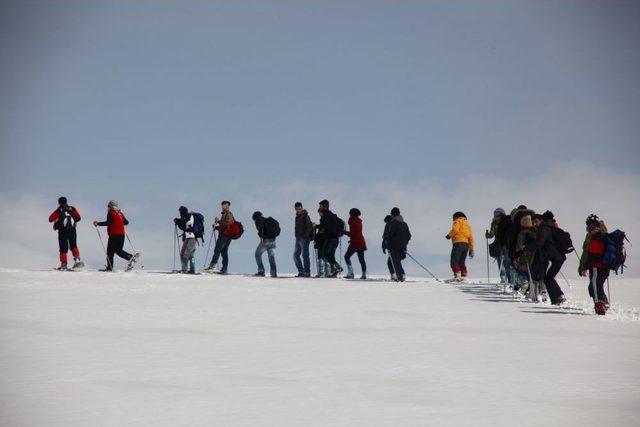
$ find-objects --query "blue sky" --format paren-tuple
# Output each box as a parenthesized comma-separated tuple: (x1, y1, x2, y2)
(0, 1, 638, 274)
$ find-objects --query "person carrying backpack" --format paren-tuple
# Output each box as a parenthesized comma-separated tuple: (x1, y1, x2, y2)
(205, 200, 237, 274)
(93, 200, 140, 271)
(485, 208, 511, 284)
(318, 199, 343, 277)
(48, 196, 83, 270)
(526, 211, 566, 305)
(174, 206, 197, 274)
(314, 208, 329, 278)
(293, 202, 313, 277)
(446, 211, 474, 281)
(343, 208, 367, 280)
(579, 214, 610, 315)
(252, 211, 279, 277)
(384, 207, 411, 282)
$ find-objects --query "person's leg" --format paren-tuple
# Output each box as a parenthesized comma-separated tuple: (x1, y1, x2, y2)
(544, 260, 564, 303)
(392, 250, 405, 280)
(450, 244, 461, 277)
(293, 239, 303, 274)
(357, 251, 367, 278)
(267, 239, 277, 277)
(210, 236, 224, 268)
(183, 238, 197, 273)
(344, 248, 355, 277)
(58, 232, 69, 267)
(387, 256, 395, 277)
(68, 229, 80, 262)
(106, 236, 117, 270)
(324, 238, 338, 267)
(255, 242, 266, 273)
(597, 268, 609, 304)
(220, 237, 230, 272)
(459, 243, 469, 277)
(180, 240, 190, 272)
(302, 239, 311, 276)
(114, 235, 132, 261)
(588, 268, 596, 301)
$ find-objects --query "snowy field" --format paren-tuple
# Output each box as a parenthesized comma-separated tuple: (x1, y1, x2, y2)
(1, 269, 639, 427)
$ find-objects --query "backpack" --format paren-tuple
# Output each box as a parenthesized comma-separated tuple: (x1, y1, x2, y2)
(191, 213, 205, 243)
(263, 217, 281, 239)
(603, 230, 627, 274)
(228, 221, 244, 240)
(551, 226, 574, 254)
(54, 208, 76, 231)
(488, 241, 501, 258)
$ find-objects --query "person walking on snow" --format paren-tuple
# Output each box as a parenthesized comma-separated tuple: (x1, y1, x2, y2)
(205, 200, 237, 274)
(579, 214, 610, 315)
(252, 211, 279, 277)
(318, 199, 343, 277)
(314, 208, 329, 278)
(293, 202, 313, 277)
(93, 200, 139, 271)
(446, 211, 474, 281)
(343, 208, 367, 279)
(485, 208, 511, 284)
(526, 211, 566, 305)
(383, 208, 411, 282)
(48, 196, 83, 270)
(174, 206, 197, 274)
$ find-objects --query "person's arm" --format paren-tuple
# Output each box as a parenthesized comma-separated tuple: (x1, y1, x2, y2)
(527, 226, 549, 250)
(71, 207, 81, 222)
(486, 219, 497, 239)
(94, 211, 112, 227)
(578, 234, 590, 275)
(468, 226, 475, 253)
(49, 209, 60, 222)
(447, 221, 459, 239)
(304, 214, 313, 239)
(122, 213, 129, 226)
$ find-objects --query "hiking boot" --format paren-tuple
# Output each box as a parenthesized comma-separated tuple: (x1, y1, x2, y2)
(72, 260, 84, 269)
(56, 263, 68, 271)
(553, 295, 567, 306)
(344, 273, 355, 279)
(254, 271, 265, 277)
(594, 301, 607, 315)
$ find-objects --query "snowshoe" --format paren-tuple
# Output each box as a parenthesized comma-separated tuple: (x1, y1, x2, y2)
(124, 251, 141, 272)
(55, 263, 68, 271)
(254, 271, 265, 277)
(360, 274, 367, 280)
(594, 301, 607, 315)
(72, 260, 85, 270)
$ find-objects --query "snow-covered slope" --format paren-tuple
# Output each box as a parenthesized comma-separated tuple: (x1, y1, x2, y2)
(1, 270, 638, 426)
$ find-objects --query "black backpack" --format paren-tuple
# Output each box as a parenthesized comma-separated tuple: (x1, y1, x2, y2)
(488, 241, 501, 258)
(551, 226, 574, 255)
(335, 216, 345, 235)
(263, 217, 281, 239)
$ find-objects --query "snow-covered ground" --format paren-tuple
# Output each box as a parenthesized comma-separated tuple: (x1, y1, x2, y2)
(1, 269, 639, 426)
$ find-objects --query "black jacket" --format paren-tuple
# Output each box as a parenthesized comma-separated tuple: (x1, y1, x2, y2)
(384, 215, 411, 251)
(295, 210, 313, 239)
(527, 221, 565, 263)
(254, 216, 266, 239)
(319, 210, 341, 238)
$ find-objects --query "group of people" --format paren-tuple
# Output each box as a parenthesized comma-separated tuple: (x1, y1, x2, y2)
(50, 197, 627, 314)
(484, 205, 627, 315)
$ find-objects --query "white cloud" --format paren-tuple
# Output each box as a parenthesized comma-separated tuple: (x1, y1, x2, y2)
(0, 161, 637, 280)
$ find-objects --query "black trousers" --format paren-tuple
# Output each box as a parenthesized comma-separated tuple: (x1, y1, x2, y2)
(106, 235, 132, 270)
(323, 238, 339, 267)
(543, 259, 565, 303)
(344, 249, 366, 272)
(58, 229, 77, 252)
(588, 267, 609, 304)
(388, 249, 405, 277)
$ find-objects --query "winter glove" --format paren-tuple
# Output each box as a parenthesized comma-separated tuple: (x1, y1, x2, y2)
(173, 218, 179, 224)
(92, 221, 98, 226)
(485, 230, 490, 239)
(382, 245, 387, 254)
(579, 269, 587, 277)
(469, 251, 474, 259)
(445, 234, 451, 240)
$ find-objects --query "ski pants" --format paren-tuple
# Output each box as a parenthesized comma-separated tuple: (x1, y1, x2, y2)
(180, 238, 197, 273)
(210, 234, 231, 271)
(345, 249, 366, 273)
(543, 259, 565, 304)
(323, 238, 340, 269)
(498, 246, 511, 283)
(388, 249, 405, 278)
(106, 234, 132, 270)
(293, 238, 311, 275)
(450, 242, 469, 276)
(57, 229, 79, 263)
(255, 238, 277, 276)
(588, 267, 609, 304)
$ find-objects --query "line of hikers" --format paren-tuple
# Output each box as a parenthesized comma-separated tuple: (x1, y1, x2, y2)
(484, 205, 628, 315)
(49, 197, 628, 314)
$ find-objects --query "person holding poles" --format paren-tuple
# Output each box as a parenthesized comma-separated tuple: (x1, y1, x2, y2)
(93, 200, 139, 271)
(48, 196, 83, 270)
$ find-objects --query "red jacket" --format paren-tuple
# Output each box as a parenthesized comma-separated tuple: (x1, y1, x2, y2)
(344, 216, 367, 252)
(587, 235, 606, 269)
(49, 206, 81, 230)
(97, 209, 128, 236)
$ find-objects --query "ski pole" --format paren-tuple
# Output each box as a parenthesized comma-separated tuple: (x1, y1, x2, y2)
(95, 226, 112, 270)
(405, 252, 441, 282)
(607, 277, 611, 304)
(559, 271, 572, 288)
(126, 232, 137, 252)
(485, 232, 491, 286)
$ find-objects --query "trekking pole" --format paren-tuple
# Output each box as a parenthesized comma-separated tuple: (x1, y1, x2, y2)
(313, 248, 317, 277)
(606, 277, 611, 304)
(126, 232, 137, 252)
(339, 237, 343, 269)
(95, 226, 112, 270)
(559, 271, 572, 288)
(203, 224, 214, 268)
(485, 232, 491, 286)
(405, 252, 441, 282)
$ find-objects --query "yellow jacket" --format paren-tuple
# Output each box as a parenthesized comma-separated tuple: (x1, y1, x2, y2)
(448, 217, 474, 251)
